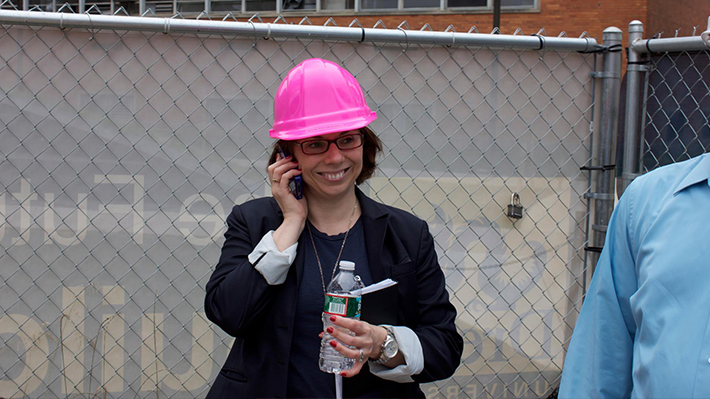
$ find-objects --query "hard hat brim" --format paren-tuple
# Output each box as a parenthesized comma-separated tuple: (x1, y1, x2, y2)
(269, 111, 376, 141)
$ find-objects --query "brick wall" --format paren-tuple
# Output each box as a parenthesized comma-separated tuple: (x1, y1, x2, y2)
(280, 0, 648, 43)
(647, 0, 708, 38)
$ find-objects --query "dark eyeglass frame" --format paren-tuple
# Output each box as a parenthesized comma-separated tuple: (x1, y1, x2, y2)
(294, 133, 364, 155)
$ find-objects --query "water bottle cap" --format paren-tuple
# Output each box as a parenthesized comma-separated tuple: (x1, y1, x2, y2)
(339, 260, 355, 271)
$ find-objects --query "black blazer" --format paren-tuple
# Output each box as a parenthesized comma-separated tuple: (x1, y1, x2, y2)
(204, 188, 462, 398)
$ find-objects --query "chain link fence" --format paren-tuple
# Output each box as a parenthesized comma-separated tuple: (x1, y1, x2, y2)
(0, 9, 609, 398)
(642, 50, 710, 171)
(619, 20, 710, 191)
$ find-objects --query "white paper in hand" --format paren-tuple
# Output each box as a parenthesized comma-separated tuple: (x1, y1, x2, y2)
(349, 278, 398, 296)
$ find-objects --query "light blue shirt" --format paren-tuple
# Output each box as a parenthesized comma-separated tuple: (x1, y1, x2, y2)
(559, 152, 710, 399)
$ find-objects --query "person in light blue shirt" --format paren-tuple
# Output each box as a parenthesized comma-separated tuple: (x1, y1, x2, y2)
(559, 152, 710, 399)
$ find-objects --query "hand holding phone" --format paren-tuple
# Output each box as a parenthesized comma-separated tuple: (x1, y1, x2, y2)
(277, 147, 303, 199)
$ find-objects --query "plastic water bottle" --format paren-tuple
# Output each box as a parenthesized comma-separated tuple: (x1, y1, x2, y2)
(319, 260, 364, 373)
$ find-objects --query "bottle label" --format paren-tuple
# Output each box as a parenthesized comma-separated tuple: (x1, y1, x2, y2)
(323, 294, 361, 318)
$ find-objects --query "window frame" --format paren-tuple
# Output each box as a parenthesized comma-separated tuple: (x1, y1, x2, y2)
(173, 0, 537, 15)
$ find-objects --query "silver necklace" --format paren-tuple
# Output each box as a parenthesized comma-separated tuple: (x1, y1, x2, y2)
(306, 200, 359, 294)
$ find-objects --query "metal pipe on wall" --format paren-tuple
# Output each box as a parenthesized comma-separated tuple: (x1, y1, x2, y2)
(493, 0, 501, 31)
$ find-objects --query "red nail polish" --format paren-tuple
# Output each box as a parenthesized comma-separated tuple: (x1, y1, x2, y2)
(330, 340, 337, 348)
(327, 327, 334, 334)
(330, 316, 336, 322)
(340, 372, 347, 377)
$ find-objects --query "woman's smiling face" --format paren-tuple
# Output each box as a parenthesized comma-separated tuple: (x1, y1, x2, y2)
(293, 130, 363, 200)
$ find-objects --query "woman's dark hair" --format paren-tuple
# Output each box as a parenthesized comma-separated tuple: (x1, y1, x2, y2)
(267, 126, 382, 185)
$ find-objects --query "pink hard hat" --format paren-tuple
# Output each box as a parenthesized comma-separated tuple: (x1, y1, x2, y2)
(269, 58, 377, 140)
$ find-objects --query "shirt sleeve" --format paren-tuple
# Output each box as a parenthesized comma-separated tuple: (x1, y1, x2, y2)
(248, 230, 298, 285)
(369, 325, 424, 383)
(558, 184, 638, 399)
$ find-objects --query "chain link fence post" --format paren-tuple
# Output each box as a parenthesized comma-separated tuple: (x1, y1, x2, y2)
(588, 27, 622, 271)
(619, 20, 646, 197)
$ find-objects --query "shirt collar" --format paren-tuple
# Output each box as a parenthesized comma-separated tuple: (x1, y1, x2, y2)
(674, 153, 710, 195)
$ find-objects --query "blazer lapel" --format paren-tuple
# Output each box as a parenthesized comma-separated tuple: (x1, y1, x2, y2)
(293, 229, 307, 289)
(357, 189, 391, 283)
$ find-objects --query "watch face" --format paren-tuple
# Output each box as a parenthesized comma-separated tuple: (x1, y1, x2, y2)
(383, 339, 398, 358)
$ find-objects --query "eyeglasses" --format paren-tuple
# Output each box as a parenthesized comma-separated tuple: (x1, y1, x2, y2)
(295, 133, 364, 155)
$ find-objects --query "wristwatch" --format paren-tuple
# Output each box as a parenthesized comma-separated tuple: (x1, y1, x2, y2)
(372, 326, 398, 365)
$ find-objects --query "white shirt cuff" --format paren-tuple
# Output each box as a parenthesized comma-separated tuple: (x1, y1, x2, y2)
(248, 230, 297, 285)
(369, 325, 424, 383)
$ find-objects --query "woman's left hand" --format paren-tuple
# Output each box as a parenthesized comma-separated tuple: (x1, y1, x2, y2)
(323, 315, 389, 377)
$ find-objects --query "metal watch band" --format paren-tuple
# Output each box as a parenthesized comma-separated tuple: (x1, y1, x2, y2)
(371, 326, 396, 365)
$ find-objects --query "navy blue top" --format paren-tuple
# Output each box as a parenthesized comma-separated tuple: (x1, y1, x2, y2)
(287, 218, 376, 398)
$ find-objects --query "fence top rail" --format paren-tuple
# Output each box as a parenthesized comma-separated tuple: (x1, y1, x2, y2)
(0, 9, 601, 52)
(632, 36, 710, 54)
(631, 16, 710, 54)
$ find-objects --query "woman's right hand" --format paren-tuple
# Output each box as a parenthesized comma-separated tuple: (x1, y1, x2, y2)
(268, 153, 307, 250)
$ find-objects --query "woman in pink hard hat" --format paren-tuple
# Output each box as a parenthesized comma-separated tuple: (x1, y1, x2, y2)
(205, 58, 462, 398)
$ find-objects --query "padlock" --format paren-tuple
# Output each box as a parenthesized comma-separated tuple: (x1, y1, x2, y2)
(506, 193, 523, 219)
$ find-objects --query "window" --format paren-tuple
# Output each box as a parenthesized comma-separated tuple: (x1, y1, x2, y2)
(245, 0, 276, 11)
(321, 0, 355, 10)
(403, 0, 440, 9)
(449, 0, 533, 8)
(282, 0, 316, 11)
(361, 0, 397, 10)
(171, 0, 535, 15)
(447, 0, 485, 8)
(502, 0, 534, 6)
